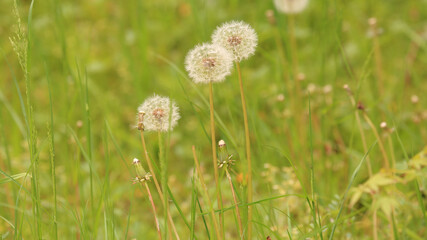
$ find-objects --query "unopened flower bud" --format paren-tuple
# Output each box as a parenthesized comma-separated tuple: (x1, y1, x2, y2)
(218, 140, 226, 148)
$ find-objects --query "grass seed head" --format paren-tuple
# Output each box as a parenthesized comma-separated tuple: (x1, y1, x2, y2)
(137, 95, 180, 132)
(274, 0, 309, 14)
(185, 43, 233, 84)
(212, 21, 258, 62)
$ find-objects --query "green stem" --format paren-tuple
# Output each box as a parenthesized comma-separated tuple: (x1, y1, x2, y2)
(144, 182, 162, 240)
(158, 131, 169, 240)
(236, 62, 252, 239)
(192, 146, 221, 240)
(208, 82, 224, 236)
(225, 169, 244, 239)
(362, 112, 390, 169)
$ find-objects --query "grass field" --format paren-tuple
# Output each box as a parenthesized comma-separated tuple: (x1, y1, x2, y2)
(0, 0, 426, 239)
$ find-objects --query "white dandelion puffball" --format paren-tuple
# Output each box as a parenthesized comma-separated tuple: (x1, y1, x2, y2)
(212, 21, 258, 62)
(185, 43, 233, 84)
(274, 0, 309, 14)
(137, 95, 180, 132)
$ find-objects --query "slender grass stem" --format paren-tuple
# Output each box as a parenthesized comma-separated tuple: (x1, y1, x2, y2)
(287, 14, 305, 159)
(208, 82, 224, 235)
(158, 130, 169, 240)
(225, 169, 244, 239)
(362, 112, 390, 169)
(346, 94, 373, 176)
(144, 182, 162, 240)
(47, 71, 58, 240)
(192, 145, 221, 240)
(139, 130, 179, 239)
(369, 18, 384, 96)
(236, 62, 252, 239)
(387, 135, 396, 169)
(372, 197, 378, 240)
(288, 14, 299, 90)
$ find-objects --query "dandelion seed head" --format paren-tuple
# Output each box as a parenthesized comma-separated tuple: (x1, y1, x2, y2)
(137, 95, 180, 132)
(274, 0, 309, 14)
(212, 21, 258, 62)
(185, 43, 233, 84)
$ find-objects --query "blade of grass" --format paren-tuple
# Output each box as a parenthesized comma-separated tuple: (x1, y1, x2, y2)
(46, 62, 58, 240)
(328, 141, 377, 239)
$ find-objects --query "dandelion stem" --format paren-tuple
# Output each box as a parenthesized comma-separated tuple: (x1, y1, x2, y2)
(236, 62, 252, 239)
(139, 130, 180, 239)
(144, 182, 162, 240)
(192, 145, 222, 240)
(225, 169, 244, 239)
(208, 81, 224, 235)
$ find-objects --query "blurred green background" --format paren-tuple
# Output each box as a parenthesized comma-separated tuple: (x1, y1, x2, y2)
(0, 0, 426, 239)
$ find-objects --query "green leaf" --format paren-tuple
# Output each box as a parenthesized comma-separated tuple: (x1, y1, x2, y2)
(0, 173, 28, 185)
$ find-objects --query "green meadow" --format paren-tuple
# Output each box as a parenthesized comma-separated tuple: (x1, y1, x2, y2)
(0, 0, 426, 239)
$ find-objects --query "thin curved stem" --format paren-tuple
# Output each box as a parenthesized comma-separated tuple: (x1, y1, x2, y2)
(144, 182, 162, 240)
(362, 112, 390, 169)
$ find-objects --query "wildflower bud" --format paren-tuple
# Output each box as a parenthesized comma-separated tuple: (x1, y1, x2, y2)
(132, 158, 140, 165)
(368, 17, 377, 27)
(307, 83, 316, 93)
(265, 10, 276, 25)
(132, 158, 146, 177)
(76, 120, 83, 128)
(217, 139, 229, 167)
(343, 84, 353, 95)
(380, 122, 387, 129)
(297, 73, 306, 81)
(323, 85, 332, 94)
(132, 158, 151, 183)
(276, 94, 285, 102)
(411, 95, 419, 104)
